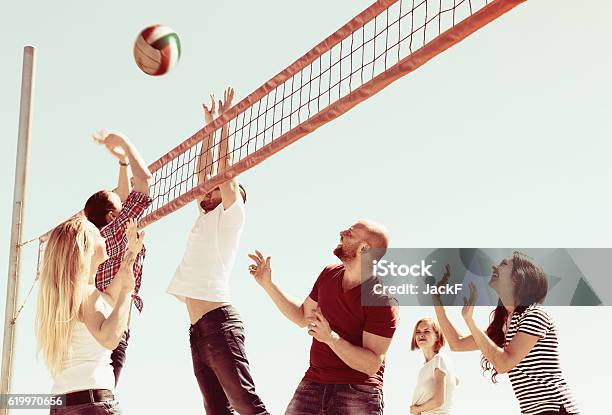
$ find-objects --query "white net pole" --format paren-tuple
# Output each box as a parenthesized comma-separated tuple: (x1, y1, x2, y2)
(1, 46, 36, 415)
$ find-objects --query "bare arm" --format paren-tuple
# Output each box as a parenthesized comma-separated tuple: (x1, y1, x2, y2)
(196, 95, 217, 210)
(411, 369, 446, 414)
(93, 129, 131, 201)
(82, 288, 132, 350)
(462, 283, 539, 374)
(465, 318, 538, 374)
(95, 132, 152, 195)
(116, 162, 131, 201)
(119, 137, 152, 194)
(433, 265, 477, 352)
(217, 87, 239, 209)
(311, 310, 392, 376)
(103, 263, 127, 308)
(433, 305, 477, 352)
(248, 250, 317, 328)
(330, 330, 392, 377)
(266, 286, 317, 328)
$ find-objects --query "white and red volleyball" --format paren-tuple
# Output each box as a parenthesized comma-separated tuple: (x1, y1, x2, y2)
(133, 24, 181, 76)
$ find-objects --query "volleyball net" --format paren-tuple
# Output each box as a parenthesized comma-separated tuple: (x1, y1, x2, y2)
(140, 0, 526, 228)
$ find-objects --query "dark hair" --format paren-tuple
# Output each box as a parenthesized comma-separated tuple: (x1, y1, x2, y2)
(83, 190, 116, 229)
(199, 183, 247, 210)
(481, 251, 548, 382)
(238, 183, 247, 203)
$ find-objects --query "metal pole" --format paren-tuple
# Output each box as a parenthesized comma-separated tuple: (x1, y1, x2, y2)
(1, 46, 36, 415)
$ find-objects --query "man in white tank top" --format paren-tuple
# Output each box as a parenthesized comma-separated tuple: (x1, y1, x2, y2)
(167, 88, 269, 415)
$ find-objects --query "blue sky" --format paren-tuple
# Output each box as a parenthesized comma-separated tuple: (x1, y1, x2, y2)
(1, 1, 611, 414)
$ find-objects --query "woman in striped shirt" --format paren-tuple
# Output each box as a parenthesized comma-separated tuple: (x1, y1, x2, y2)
(433, 251, 579, 415)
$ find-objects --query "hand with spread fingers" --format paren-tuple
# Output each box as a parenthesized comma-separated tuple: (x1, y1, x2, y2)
(461, 282, 478, 322)
(93, 129, 128, 164)
(217, 87, 235, 114)
(307, 307, 335, 344)
(248, 250, 272, 288)
(203, 94, 217, 124)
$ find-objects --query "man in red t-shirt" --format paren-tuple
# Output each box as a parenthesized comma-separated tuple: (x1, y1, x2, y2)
(249, 220, 399, 414)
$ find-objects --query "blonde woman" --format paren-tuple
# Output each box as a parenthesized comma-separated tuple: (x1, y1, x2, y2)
(36, 216, 143, 414)
(410, 318, 458, 415)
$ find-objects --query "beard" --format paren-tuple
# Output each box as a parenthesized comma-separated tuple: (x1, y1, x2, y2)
(333, 243, 358, 261)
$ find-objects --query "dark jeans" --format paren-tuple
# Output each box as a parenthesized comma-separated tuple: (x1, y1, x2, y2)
(110, 329, 130, 387)
(285, 378, 384, 415)
(49, 400, 121, 415)
(189, 305, 269, 415)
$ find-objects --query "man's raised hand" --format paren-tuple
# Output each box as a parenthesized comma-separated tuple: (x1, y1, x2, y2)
(93, 129, 128, 163)
(248, 250, 272, 288)
(218, 87, 235, 114)
(202, 94, 216, 124)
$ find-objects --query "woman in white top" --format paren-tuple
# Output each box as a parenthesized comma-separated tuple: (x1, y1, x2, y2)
(410, 317, 458, 415)
(433, 251, 579, 415)
(36, 215, 143, 414)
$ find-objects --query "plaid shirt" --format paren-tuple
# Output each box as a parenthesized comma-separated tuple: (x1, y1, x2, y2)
(95, 191, 152, 312)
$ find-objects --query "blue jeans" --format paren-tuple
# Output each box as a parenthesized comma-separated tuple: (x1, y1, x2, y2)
(189, 305, 269, 415)
(285, 378, 384, 415)
(49, 400, 121, 414)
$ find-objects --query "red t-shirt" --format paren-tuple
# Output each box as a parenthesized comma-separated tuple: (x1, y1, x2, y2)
(304, 264, 399, 388)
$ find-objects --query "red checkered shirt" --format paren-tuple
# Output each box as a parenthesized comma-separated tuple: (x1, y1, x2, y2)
(95, 191, 152, 312)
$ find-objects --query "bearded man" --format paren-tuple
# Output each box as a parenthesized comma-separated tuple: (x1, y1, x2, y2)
(249, 220, 400, 415)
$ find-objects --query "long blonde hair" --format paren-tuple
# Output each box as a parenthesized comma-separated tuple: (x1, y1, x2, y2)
(35, 215, 96, 376)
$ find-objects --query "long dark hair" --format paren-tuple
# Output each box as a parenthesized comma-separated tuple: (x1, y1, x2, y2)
(481, 251, 548, 382)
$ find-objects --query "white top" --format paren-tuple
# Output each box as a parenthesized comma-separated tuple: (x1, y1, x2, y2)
(51, 296, 114, 394)
(411, 352, 457, 415)
(167, 197, 245, 302)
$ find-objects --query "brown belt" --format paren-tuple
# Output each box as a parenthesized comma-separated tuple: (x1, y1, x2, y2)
(58, 389, 114, 407)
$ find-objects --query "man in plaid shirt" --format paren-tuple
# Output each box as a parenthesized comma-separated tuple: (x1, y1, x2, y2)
(84, 130, 153, 386)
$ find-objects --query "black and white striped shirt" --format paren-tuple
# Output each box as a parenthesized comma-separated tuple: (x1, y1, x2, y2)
(505, 304, 579, 415)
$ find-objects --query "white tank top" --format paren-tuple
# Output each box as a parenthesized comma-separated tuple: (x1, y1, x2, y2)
(51, 295, 115, 394)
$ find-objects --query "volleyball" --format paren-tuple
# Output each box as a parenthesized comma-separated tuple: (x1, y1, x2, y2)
(133, 24, 181, 76)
